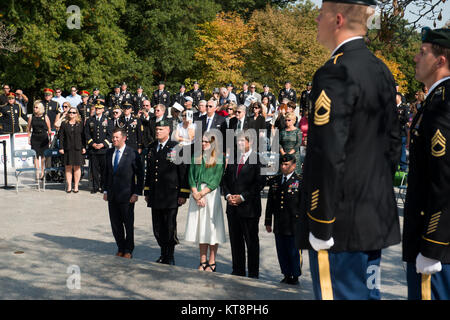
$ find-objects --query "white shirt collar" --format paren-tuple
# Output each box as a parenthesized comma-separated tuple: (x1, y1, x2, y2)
(331, 36, 363, 57)
(427, 76, 450, 97)
(283, 171, 295, 182)
(115, 144, 126, 153)
(158, 138, 169, 149)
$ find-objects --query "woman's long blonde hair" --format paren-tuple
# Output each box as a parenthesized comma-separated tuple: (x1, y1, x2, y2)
(65, 107, 82, 124)
(197, 132, 219, 168)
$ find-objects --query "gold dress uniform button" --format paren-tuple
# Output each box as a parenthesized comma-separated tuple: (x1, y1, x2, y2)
(281, 206, 284, 209)
(421, 211, 425, 216)
(155, 179, 158, 182)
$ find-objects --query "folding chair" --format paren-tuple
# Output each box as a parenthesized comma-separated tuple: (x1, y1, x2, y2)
(14, 149, 40, 193)
(42, 148, 65, 191)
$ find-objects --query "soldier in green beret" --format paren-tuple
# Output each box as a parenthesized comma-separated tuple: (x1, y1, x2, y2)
(403, 27, 450, 300)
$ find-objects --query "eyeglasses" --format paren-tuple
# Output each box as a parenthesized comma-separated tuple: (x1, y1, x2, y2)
(202, 140, 210, 143)
(143, 105, 150, 107)
(285, 119, 292, 122)
(207, 105, 215, 108)
(113, 111, 120, 114)
(68, 112, 77, 114)
(3, 87, 10, 90)
(236, 111, 242, 114)
(8, 97, 15, 99)
(226, 108, 233, 111)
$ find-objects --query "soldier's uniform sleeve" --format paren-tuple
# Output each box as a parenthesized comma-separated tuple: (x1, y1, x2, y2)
(292, 90, 297, 103)
(420, 92, 450, 261)
(144, 145, 153, 197)
(264, 177, 276, 227)
(105, 119, 113, 148)
(177, 148, 191, 198)
(85, 118, 94, 147)
(133, 149, 144, 196)
(136, 118, 144, 150)
(305, 61, 358, 241)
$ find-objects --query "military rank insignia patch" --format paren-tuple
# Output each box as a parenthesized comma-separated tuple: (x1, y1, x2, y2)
(431, 129, 446, 157)
(314, 90, 331, 126)
(311, 189, 319, 211)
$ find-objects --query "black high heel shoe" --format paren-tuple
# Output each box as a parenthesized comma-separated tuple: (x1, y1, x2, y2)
(208, 263, 216, 272)
(199, 261, 209, 271)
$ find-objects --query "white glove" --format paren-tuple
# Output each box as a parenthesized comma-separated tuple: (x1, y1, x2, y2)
(416, 253, 442, 275)
(309, 232, 334, 251)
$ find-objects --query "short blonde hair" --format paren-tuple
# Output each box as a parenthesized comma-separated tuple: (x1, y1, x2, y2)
(285, 112, 297, 121)
(33, 100, 45, 116)
(328, 2, 374, 33)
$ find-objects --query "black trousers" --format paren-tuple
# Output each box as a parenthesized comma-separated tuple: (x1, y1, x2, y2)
(151, 208, 179, 254)
(90, 152, 106, 190)
(227, 214, 260, 278)
(108, 201, 135, 254)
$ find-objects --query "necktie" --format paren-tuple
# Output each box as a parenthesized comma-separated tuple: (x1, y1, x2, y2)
(158, 143, 163, 152)
(237, 155, 245, 177)
(237, 120, 242, 131)
(113, 149, 120, 173)
(206, 118, 211, 131)
(282, 176, 287, 185)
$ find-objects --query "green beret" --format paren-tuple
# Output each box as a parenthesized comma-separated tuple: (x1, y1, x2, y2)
(156, 119, 171, 127)
(280, 154, 296, 164)
(422, 27, 450, 49)
(323, 0, 376, 5)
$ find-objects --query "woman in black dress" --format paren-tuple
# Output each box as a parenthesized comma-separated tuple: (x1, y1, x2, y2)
(27, 101, 52, 179)
(248, 102, 267, 151)
(59, 106, 86, 193)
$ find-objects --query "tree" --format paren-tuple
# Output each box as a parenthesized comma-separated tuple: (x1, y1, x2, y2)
(245, 2, 329, 93)
(214, 0, 295, 18)
(194, 12, 254, 91)
(0, 21, 21, 54)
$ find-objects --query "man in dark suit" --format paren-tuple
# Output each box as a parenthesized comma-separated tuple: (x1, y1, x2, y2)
(222, 132, 264, 278)
(265, 154, 302, 285)
(295, 0, 401, 300)
(144, 120, 190, 265)
(103, 128, 144, 259)
(200, 99, 226, 134)
(224, 105, 250, 157)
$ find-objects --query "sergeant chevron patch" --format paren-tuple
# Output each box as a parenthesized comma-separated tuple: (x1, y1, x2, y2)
(314, 90, 331, 126)
(431, 129, 446, 157)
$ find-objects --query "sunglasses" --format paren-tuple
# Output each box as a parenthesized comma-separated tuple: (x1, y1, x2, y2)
(207, 105, 215, 108)
(202, 140, 210, 143)
(8, 97, 15, 99)
(236, 111, 242, 114)
(68, 111, 77, 114)
(226, 108, 233, 111)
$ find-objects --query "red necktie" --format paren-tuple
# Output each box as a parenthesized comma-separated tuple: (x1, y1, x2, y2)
(237, 155, 245, 176)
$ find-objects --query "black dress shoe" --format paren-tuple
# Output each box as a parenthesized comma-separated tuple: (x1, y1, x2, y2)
(90, 190, 97, 194)
(287, 276, 299, 285)
(280, 276, 289, 283)
(155, 256, 164, 263)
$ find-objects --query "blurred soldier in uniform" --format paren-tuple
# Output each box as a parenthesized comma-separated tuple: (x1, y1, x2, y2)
(132, 85, 149, 115)
(85, 102, 113, 194)
(120, 82, 133, 104)
(403, 27, 450, 300)
(117, 102, 144, 153)
(260, 84, 277, 111)
(144, 119, 190, 265)
(77, 90, 92, 124)
(0, 92, 28, 134)
(151, 81, 171, 109)
(396, 93, 409, 172)
(187, 81, 204, 108)
(42, 88, 60, 130)
(265, 154, 302, 285)
(111, 105, 122, 128)
(88, 87, 105, 106)
(238, 82, 250, 106)
(295, 0, 401, 300)
(108, 85, 123, 113)
(172, 84, 188, 107)
(300, 82, 313, 115)
(278, 81, 297, 104)
(138, 100, 155, 149)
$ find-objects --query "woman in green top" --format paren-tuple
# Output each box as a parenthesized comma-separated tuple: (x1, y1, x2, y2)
(279, 112, 302, 174)
(184, 132, 226, 272)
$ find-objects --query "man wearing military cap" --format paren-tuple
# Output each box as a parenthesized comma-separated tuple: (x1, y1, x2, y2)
(265, 154, 303, 285)
(278, 81, 297, 104)
(120, 82, 133, 104)
(117, 101, 144, 153)
(172, 84, 188, 108)
(77, 90, 92, 124)
(403, 27, 450, 300)
(187, 81, 204, 108)
(295, 0, 401, 300)
(0, 92, 28, 134)
(42, 88, 60, 130)
(132, 85, 149, 115)
(108, 85, 123, 113)
(85, 102, 113, 193)
(238, 82, 250, 106)
(300, 82, 313, 116)
(88, 88, 105, 106)
(260, 84, 277, 112)
(144, 119, 190, 265)
(151, 81, 171, 109)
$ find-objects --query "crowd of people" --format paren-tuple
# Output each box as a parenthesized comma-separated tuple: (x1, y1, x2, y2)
(1, 0, 450, 301)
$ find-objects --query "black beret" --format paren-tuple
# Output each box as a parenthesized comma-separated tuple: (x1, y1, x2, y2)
(323, 0, 376, 5)
(307, 82, 312, 86)
(281, 154, 296, 163)
(422, 27, 450, 49)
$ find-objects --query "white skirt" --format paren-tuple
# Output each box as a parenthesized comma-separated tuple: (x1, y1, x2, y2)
(184, 185, 227, 244)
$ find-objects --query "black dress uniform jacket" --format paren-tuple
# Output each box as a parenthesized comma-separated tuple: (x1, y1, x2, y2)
(0, 102, 27, 133)
(238, 90, 250, 105)
(300, 90, 313, 114)
(77, 102, 92, 124)
(117, 115, 144, 151)
(403, 79, 450, 263)
(172, 92, 188, 107)
(144, 140, 190, 209)
(278, 88, 297, 104)
(151, 89, 171, 108)
(43, 100, 59, 129)
(85, 115, 113, 154)
(261, 91, 277, 110)
(295, 38, 401, 252)
(265, 173, 302, 236)
(132, 93, 149, 114)
(187, 89, 204, 107)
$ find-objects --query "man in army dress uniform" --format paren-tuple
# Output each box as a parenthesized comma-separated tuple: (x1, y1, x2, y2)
(77, 90, 92, 124)
(265, 154, 302, 285)
(85, 102, 113, 194)
(295, 0, 401, 300)
(117, 102, 144, 154)
(88, 88, 105, 106)
(403, 28, 450, 300)
(300, 82, 313, 115)
(278, 81, 297, 104)
(187, 81, 204, 108)
(260, 84, 277, 110)
(238, 82, 250, 106)
(0, 92, 28, 134)
(132, 85, 149, 115)
(172, 84, 188, 108)
(120, 82, 133, 104)
(107, 85, 123, 115)
(42, 88, 60, 130)
(151, 81, 171, 109)
(144, 119, 190, 265)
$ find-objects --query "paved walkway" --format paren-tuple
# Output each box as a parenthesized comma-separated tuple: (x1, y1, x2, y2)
(0, 171, 407, 299)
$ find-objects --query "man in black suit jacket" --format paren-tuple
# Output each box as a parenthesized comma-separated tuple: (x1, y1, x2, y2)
(103, 128, 144, 259)
(144, 120, 190, 265)
(224, 105, 250, 158)
(200, 99, 226, 134)
(222, 132, 264, 278)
